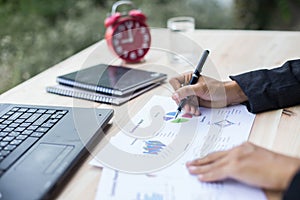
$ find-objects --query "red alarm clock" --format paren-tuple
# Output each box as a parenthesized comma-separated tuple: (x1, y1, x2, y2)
(104, 1, 151, 63)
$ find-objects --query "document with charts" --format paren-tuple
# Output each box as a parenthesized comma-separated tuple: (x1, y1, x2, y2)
(93, 95, 267, 200)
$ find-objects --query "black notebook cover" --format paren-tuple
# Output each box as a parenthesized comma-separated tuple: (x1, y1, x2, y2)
(56, 64, 167, 96)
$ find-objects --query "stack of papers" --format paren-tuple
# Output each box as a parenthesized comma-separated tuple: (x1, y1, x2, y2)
(91, 95, 267, 200)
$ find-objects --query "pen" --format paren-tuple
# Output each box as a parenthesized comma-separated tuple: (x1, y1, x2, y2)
(174, 50, 210, 119)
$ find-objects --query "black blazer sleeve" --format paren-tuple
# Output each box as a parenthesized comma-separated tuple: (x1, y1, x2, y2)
(283, 169, 300, 200)
(229, 59, 300, 113)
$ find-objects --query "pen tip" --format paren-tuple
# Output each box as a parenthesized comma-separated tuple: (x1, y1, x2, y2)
(174, 111, 179, 119)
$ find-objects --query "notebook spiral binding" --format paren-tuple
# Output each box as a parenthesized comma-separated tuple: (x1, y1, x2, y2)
(46, 85, 117, 105)
(57, 77, 122, 96)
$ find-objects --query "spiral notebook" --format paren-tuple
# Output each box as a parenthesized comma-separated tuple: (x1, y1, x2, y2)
(46, 83, 161, 105)
(56, 64, 167, 96)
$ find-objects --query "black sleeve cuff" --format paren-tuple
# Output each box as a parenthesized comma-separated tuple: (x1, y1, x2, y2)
(283, 169, 300, 200)
(230, 59, 300, 113)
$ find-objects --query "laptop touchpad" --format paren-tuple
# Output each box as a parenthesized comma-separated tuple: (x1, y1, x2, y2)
(16, 143, 74, 174)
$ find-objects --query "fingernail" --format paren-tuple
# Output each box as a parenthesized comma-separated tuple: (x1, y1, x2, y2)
(188, 166, 197, 171)
(198, 174, 203, 180)
(172, 93, 179, 101)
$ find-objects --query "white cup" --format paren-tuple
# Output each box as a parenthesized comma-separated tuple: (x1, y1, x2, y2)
(167, 17, 196, 64)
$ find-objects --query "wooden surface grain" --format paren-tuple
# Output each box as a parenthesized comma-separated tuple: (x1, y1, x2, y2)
(1, 29, 300, 200)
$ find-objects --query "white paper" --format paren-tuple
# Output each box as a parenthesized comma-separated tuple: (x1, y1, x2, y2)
(93, 95, 266, 200)
(96, 168, 266, 200)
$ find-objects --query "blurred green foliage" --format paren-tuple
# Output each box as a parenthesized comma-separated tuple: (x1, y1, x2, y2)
(0, 0, 300, 93)
(233, 0, 300, 29)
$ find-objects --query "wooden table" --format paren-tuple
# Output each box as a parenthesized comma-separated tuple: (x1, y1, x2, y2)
(1, 29, 300, 200)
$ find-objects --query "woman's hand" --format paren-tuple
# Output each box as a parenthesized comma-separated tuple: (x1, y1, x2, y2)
(169, 72, 248, 115)
(186, 142, 300, 191)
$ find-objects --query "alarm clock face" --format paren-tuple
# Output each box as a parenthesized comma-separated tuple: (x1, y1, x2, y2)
(111, 18, 151, 62)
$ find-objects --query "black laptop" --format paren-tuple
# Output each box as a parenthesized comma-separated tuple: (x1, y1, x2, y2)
(0, 103, 113, 200)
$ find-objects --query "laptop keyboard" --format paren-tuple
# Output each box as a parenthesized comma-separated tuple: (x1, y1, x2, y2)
(0, 106, 68, 174)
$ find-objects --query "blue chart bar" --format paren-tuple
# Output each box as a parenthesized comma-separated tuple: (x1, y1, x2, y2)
(163, 116, 173, 121)
(143, 140, 166, 155)
(163, 111, 177, 121)
(166, 111, 176, 116)
(136, 192, 164, 200)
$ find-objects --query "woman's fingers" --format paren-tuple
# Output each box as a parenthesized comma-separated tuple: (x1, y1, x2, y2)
(172, 85, 198, 102)
(187, 151, 228, 166)
(186, 151, 231, 182)
(169, 73, 193, 90)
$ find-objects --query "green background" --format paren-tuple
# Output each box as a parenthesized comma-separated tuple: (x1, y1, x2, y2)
(1, 0, 300, 93)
